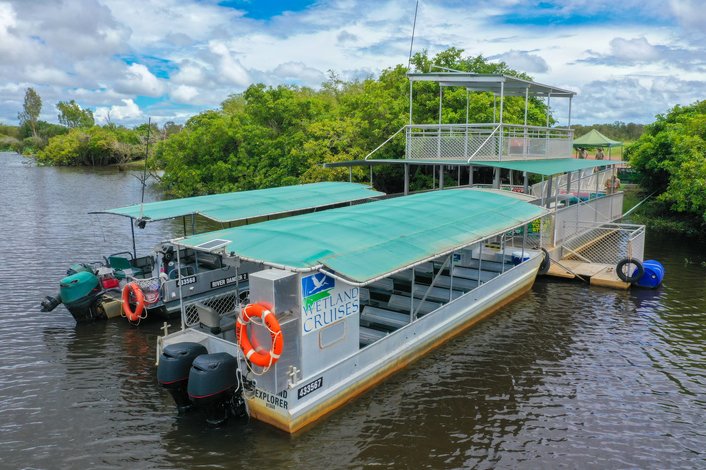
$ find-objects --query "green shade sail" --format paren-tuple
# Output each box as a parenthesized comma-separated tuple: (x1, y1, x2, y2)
(325, 158, 624, 176)
(175, 189, 546, 284)
(572, 129, 622, 148)
(92, 182, 384, 224)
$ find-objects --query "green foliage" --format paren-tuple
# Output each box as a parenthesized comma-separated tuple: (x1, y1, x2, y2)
(626, 100, 706, 227)
(0, 124, 21, 151)
(0, 124, 20, 139)
(18, 88, 42, 138)
(57, 100, 95, 128)
(35, 126, 146, 166)
(161, 121, 183, 138)
(157, 48, 553, 196)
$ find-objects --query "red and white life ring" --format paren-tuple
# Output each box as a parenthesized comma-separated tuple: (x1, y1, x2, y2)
(122, 282, 145, 322)
(235, 303, 283, 368)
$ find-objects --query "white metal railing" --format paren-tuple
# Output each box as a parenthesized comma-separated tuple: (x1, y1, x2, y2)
(552, 192, 624, 246)
(405, 124, 573, 161)
(559, 222, 645, 265)
(531, 168, 613, 200)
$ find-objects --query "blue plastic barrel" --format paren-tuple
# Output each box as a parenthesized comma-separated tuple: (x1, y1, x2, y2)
(635, 260, 665, 288)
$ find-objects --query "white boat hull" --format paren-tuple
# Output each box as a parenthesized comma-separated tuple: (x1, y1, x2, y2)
(160, 254, 541, 433)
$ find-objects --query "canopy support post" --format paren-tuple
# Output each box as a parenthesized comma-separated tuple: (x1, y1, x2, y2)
(130, 219, 137, 259)
(464, 89, 469, 159)
(493, 82, 504, 188)
(410, 268, 415, 323)
(524, 87, 529, 158)
(404, 163, 409, 195)
(545, 176, 553, 209)
(409, 80, 413, 125)
(437, 86, 443, 159)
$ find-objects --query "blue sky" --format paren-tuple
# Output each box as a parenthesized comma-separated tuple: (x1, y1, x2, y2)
(1, 0, 705, 126)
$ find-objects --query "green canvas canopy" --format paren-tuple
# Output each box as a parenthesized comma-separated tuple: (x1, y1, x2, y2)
(92, 182, 384, 224)
(572, 129, 622, 148)
(325, 158, 624, 176)
(174, 189, 546, 284)
(466, 158, 623, 175)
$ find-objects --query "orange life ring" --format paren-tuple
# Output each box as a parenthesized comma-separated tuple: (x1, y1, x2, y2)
(235, 303, 283, 368)
(122, 282, 145, 322)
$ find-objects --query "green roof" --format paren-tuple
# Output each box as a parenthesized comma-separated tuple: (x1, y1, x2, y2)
(572, 129, 622, 148)
(175, 189, 546, 284)
(469, 158, 624, 176)
(325, 158, 624, 176)
(92, 182, 384, 224)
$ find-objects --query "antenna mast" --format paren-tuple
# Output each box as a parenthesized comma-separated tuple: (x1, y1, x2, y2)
(407, 0, 419, 70)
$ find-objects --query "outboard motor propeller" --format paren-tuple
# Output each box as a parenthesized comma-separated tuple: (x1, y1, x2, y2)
(157, 342, 208, 414)
(187, 352, 240, 426)
(40, 294, 62, 312)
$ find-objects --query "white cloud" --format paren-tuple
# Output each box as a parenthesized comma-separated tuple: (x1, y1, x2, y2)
(171, 84, 199, 103)
(489, 50, 550, 73)
(208, 41, 250, 87)
(94, 99, 142, 123)
(670, 0, 706, 33)
(0, 0, 705, 125)
(272, 62, 326, 87)
(172, 61, 207, 86)
(115, 63, 165, 97)
(609, 37, 660, 62)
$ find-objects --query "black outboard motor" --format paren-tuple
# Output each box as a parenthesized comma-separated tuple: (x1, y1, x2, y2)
(187, 352, 240, 426)
(157, 342, 208, 414)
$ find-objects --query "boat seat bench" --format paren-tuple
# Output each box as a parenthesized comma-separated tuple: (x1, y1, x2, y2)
(387, 294, 441, 316)
(455, 258, 514, 273)
(361, 306, 410, 330)
(452, 266, 499, 282)
(412, 284, 464, 303)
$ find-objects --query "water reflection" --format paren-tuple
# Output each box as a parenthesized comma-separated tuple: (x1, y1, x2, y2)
(0, 152, 705, 468)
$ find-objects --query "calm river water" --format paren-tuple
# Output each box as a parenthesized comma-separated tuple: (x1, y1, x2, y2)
(0, 151, 704, 469)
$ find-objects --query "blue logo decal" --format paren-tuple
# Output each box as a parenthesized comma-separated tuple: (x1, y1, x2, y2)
(302, 273, 335, 298)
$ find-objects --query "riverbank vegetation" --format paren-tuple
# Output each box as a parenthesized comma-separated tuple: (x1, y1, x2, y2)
(4, 49, 704, 238)
(1, 88, 181, 165)
(623, 100, 706, 237)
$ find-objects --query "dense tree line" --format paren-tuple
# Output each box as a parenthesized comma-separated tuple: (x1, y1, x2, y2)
(625, 100, 706, 235)
(155, 48, 554, 196)
(0, 88, 182, 164)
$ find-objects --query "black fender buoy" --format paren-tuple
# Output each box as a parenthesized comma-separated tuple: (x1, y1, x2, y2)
(616, 258, 644, 283)
(538, 248, 551, 275)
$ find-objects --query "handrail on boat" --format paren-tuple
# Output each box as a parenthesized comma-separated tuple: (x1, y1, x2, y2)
(467, 124, 501, 162)
(364, 126, 407, 160)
